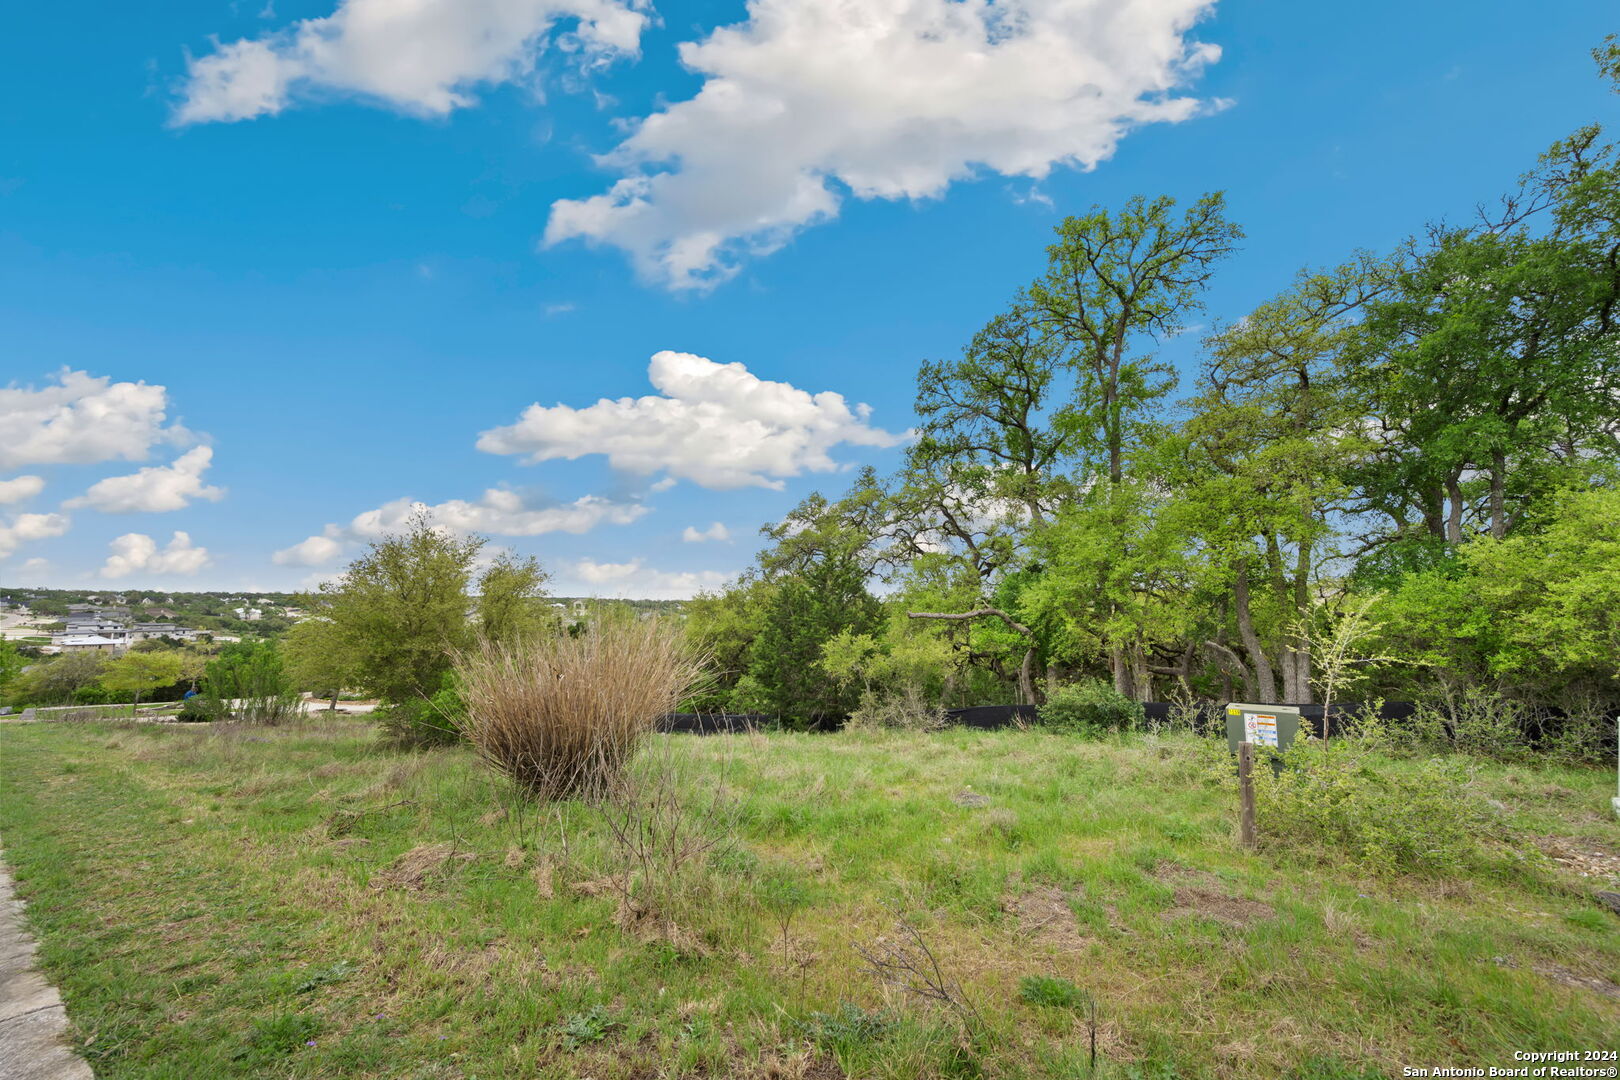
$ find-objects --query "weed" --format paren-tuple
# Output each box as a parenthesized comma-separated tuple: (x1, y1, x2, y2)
(561, 1005, 618, 1049)
(1018, 975, 1089, 1010)
(235, 1012, 321, 1062)
(295, 960, 357, 993)
(799, 1001, 892, 1053)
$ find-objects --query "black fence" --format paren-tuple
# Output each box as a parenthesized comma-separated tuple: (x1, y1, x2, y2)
(659, 700, 1612, 754)
(659, 701, 1425, 738)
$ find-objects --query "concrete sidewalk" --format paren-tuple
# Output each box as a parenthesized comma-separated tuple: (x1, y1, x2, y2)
(0, 847, 93, 1080)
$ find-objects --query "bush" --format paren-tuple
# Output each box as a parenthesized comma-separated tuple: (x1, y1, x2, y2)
(375, 674, 465, 747)
(72, 684, 114, 706)
(845, 685, 946, 732)
(1249, 739, 1514, 876)
(454, 619, 704, 799)
(176, 696, 218, 723)
(1037, 679, 1144, 736)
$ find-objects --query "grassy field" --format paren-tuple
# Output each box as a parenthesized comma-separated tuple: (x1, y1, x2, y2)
(0, 719, 1616, 1079)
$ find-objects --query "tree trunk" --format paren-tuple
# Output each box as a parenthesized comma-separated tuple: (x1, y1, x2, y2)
(1233, 561, 1277, 702)
(1205, 640, 1256, 701)
(1489, 449, 1507, 538)
(1445, 471, 1465, 545)
(1292, 538, 1314, 704)
(1110, 647, 1130, 698)
(1130, 645, 1151, 703)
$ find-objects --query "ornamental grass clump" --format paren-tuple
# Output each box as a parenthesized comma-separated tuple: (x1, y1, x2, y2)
(455, 619, 705, 800)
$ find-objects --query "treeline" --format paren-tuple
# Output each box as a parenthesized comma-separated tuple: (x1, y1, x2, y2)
(684, 46, 1620, 746)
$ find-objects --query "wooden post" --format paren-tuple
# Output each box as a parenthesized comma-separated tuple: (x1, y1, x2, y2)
(1238, 741, 1257, 850)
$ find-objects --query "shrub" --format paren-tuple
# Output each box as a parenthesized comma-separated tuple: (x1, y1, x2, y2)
(1249, 739, 1514, 876)
(1037, 679, 1144, 736)
(375, 673, 466, 747)
(845, 685, 946, 732)
(204, 642, 299, 725)
(455, 619, 704, 799)
(72, 684, 114, 706)
(176, 696, 218, 723)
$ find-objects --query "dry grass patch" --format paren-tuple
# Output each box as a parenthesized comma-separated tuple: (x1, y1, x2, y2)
(456, 618, 704, 800)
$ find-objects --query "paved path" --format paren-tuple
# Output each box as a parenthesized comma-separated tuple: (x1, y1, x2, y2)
(0, 847, 93, 1080)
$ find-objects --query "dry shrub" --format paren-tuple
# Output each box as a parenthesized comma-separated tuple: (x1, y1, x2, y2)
(455, 618, 705, 800)
(591, 735, 741, 952)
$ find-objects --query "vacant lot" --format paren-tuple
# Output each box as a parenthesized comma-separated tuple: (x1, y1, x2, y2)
(0, 719, 1616, 1079)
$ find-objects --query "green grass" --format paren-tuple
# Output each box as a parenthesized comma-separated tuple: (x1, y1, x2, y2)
(0, 719, 1616, 1078)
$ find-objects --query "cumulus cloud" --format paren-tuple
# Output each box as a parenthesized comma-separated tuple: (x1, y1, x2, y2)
(348, 489, 649, 538)
(64, 447, 225, 514)
(0, 513, 70, 560)
(272, 533, 346, 567)
(478, 351, 907, 489)
(545, 0, 1223, 288)
(99, 531, 213, 579)
(682, 521, 730, 543)
(0, 370, 192, 469)
(0, 476, 45, 505)
(174, 0, 651, 124)
(275, 489, 649, 566)
(19, 557, 50, 576)
(568, 557, 732, 600)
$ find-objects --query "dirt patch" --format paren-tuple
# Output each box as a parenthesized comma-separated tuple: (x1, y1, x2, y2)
(1533, 962, 1620, 1000)
(1153, 860, 1222, 890)
(757, 1050, 846, 1079)
(1163, 887, 1275, 929)
(373, 843, 475, 891)
(1004, 886, 1090, 951)
(951, 790, 991, 808)
(1537, 837, 1620, 887)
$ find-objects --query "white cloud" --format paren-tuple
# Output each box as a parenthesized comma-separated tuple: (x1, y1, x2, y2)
(545, 0, 1223, 289)
(682, 521, 730, 543)
(0, 513, 70, 560)
(99, 531, 212, 579)
(276, 489, 648, 565)
(0, 476, 45, 505)
(272, 532, 345, 567)
(346, 490, 649, 538)
(478, 350, 907, 489)
(174, 0, 651, 124)
(64, 447, 225, 514)
(0, 370, 192, 469)
(568, 557, 732, 600)
(19, 557, 50, 575)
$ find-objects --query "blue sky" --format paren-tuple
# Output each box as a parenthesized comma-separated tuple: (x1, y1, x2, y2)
(1, 0, 1613, 596)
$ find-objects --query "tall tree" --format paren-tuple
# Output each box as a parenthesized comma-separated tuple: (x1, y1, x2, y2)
(1180, 255, 1390, 702)
(1028, 192, 1242, 485)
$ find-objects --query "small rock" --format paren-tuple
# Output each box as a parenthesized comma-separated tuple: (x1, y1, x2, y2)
(951, 790, 990, 808)
(1594, 891, 1620, 917)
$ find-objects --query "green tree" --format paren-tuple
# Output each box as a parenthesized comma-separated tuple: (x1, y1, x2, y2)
(474, 552, 551, 643)
(0, 640, 22, 697)
(316, 511, 548, 741)
(10, 651, 109, 706)
(204, 641, 298, 724)
(749, 549, 883, 726)
(1028, 192, 1242, 485)
(281, 616, 360, 711)
(320, 511, 484, 708)
(101, 651, 185, 716)
(1176, 255, 1390, 702)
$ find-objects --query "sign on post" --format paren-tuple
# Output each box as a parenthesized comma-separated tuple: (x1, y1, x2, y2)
(1224, 703, 1300, 755)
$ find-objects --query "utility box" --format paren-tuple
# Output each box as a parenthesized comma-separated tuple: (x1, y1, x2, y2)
(1225, 703, 1300, 754)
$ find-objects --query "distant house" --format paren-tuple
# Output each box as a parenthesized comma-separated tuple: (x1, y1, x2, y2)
(51, 634, 125, 653)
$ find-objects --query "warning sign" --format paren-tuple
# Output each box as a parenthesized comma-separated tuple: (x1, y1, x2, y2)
(1245, 713, 1279, 747)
